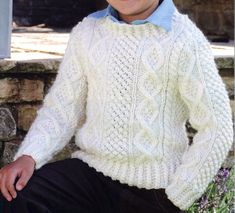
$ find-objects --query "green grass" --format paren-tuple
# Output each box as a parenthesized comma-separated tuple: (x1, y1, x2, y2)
(187, 166, 235, 213)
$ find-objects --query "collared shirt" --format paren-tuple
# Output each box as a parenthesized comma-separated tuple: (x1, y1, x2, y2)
(88, 0, 176, 31)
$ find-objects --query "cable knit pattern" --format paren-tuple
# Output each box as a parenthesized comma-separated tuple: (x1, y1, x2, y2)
(13, 24, 88, 169)
(13, 9, 234, 211)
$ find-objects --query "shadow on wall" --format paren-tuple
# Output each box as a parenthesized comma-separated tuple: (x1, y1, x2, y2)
(13, 0, 107, 28)
(13, 0, 234, 40)
(174, 0, 234, 41)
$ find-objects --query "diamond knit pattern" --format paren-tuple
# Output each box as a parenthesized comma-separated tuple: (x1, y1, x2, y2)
(102, 35, 139, 158)
(134, 39, 164, 160)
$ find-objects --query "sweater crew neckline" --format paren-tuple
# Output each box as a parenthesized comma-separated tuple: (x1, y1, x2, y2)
(101, 16, 164, 36)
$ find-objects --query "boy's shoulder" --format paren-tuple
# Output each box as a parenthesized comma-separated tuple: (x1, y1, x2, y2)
(70, 12, 100, 36)
(68, 10, 106, 48)
(173, 10, 210, 48)
(172, 10, 196, 36)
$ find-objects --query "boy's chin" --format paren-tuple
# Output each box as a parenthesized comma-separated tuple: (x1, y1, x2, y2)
(116, 8, 142, 17)
(111, 2, 142, 14)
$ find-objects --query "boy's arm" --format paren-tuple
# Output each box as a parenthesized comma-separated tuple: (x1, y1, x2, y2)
(165, 29, 233, 210)
(13, 22, 88, 170)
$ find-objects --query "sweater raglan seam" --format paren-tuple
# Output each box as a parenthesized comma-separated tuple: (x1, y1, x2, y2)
(185, 33, 219, 182)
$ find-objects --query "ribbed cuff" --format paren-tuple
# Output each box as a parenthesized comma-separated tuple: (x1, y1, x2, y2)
(13, 150, 45, 170)
(165, 178, 201, 210)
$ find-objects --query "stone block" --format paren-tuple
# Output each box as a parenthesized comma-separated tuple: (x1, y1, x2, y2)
(19, 79, 44, 101)
(0, 59, 61, 73)
(0, 78, 19, 103)
(1, 141, 19, 166)
(0, 78, 44, 103)
(215, 57, 234, 70)
(16, 59, 61, 73)
(18, 104, 41, 131)
(0, 60, 16, 72)
(0, 107, 16, 141)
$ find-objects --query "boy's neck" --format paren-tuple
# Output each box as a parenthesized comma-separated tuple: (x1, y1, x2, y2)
(117, 1, 160, 23)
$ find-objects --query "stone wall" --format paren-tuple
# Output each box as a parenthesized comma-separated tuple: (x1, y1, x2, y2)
(0, 57, 234, 168)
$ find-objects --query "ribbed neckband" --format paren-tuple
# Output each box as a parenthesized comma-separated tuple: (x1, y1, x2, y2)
(101, 16, 162, 36)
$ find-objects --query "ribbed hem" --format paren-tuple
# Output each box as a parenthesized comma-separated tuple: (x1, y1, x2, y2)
(165, 178, 201, 210)
(71, 150, 180, 189)
(13, 149, 47, 170)
(72, 150, 201, 210)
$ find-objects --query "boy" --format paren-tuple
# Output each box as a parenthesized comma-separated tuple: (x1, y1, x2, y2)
(0, 0, 233, 212)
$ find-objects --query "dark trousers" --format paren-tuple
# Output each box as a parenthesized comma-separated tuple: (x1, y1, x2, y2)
(0, 158, 185, 213)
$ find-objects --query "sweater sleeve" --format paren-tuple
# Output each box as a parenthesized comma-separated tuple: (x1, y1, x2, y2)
(13, 22, 88, 170)
(165, 28, 234, 210)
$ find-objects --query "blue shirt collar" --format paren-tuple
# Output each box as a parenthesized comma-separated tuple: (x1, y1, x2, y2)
(88, 0, 176, 32)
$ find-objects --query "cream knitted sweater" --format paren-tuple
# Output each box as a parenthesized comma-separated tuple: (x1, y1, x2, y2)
(13, 9, 233, 211)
